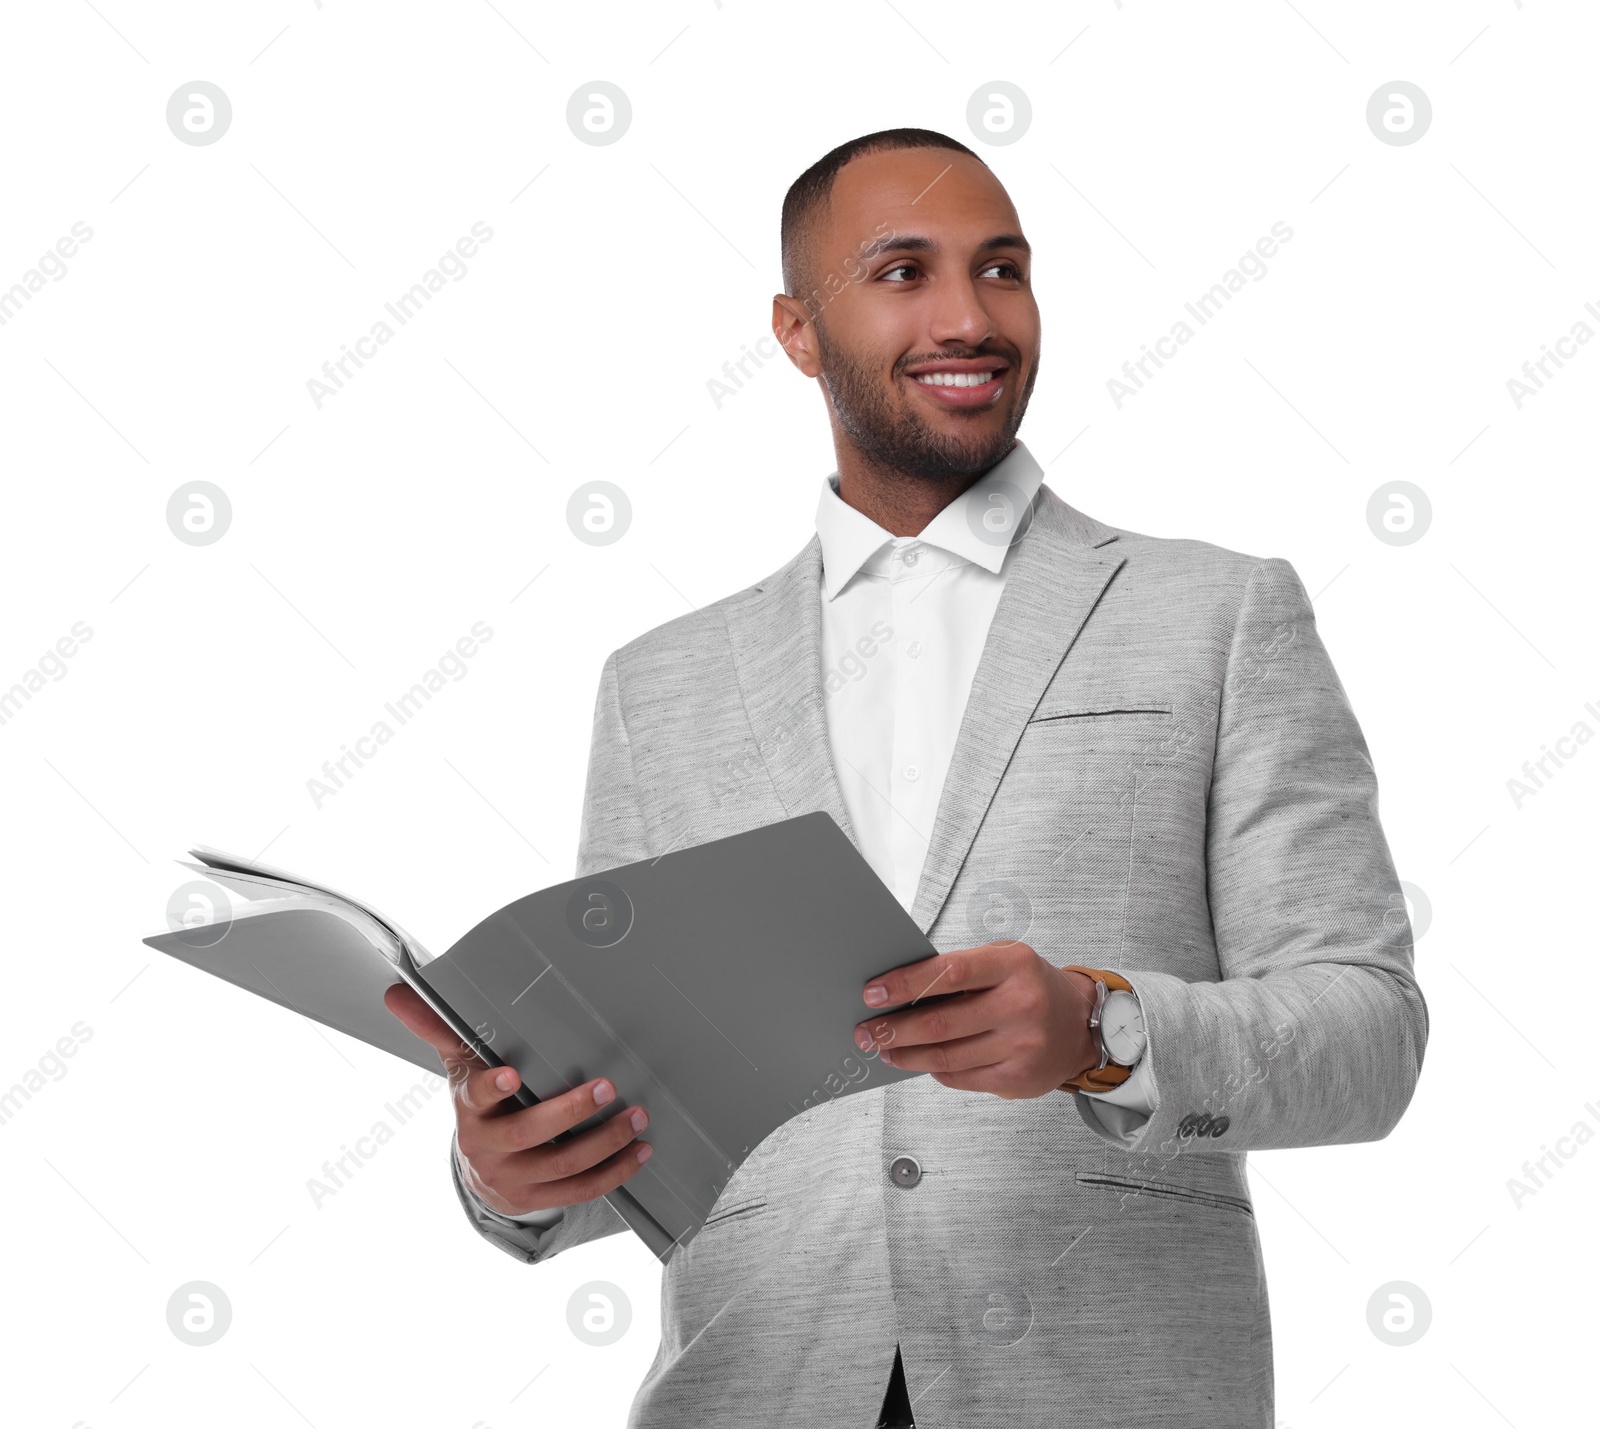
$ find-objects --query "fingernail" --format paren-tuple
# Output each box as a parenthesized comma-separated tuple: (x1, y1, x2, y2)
(631, 1109, 648, 1132)
(864, 984, 888, 1006)
(856, 1028, 874, 1051)
(495, 1069, 516, 1091)
(636, 1143, 653, 1163)
(594, 1080, 615, 1105)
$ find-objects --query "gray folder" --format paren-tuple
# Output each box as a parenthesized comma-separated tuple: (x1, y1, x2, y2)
(142, 811, 941, 1261)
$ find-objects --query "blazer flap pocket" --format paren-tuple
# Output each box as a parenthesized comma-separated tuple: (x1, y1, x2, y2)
(1077, 1171, 1252, 1217)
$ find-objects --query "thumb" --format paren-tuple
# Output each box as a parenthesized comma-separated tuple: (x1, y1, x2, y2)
(383, 982, 484, 1077)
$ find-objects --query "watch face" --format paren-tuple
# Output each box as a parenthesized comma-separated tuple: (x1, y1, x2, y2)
(1100, 990, 1146, 1065)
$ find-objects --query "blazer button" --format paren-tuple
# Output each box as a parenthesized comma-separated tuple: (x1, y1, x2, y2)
(1208, 1115, 1230, 1137)
(1178, 1114, 1198, 1137)
(889, 1155, 922, 1188)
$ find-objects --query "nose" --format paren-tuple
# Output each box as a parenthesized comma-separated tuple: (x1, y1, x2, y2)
(926, 273, 998, 351)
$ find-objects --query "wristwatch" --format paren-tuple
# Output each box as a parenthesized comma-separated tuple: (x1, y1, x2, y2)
(1057, 965, 1147, 1094)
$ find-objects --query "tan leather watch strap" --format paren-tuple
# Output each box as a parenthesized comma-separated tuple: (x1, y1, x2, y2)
(1057, 965, 1136, 1095)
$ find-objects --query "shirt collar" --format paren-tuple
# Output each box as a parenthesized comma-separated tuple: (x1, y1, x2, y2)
(814, 438, 1045, 600)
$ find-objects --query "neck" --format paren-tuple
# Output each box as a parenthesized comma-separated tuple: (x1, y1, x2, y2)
(834, 439, 1016, 537)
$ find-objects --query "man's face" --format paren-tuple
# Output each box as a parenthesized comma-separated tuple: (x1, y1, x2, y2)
(792, 148, 1040, 482)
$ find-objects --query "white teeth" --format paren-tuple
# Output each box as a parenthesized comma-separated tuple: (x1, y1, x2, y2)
(912, 370, 999, 388)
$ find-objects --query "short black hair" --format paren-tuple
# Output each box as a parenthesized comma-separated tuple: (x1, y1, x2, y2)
(780, 127, 986, 311)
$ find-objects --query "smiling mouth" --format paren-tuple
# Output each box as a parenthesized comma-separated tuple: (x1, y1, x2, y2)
(910, 369, 1003, 388)
(905, 366, 1007, 407)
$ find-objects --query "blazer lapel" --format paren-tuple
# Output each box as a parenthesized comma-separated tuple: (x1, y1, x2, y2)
(907, 488, 1124, 936)
(723, 533, 859, 851)
(723, 486, 1124, 939)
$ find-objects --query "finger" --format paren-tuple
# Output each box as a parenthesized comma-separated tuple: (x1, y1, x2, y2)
(455, 1059, 534, 1118)
(465, 1075, 628, 1154)
(864, 943, 1011, 1010)
(855, 987, 993, 1055)
(515, 1098, 650, 1183)
(493, 1137, 655, 1217)
(874, 1027, 1012, 1077)
(465, 1084, 651, 1211)
(383, 983, 483, 1072)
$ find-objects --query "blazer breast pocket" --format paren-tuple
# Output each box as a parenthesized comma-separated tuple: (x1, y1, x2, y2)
(1015, 698, 1178, 775)
(976, 697, 1182, 965)
(1025, 696, 1174, 727)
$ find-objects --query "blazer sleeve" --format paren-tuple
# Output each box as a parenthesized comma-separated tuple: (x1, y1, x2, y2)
(1073, 556, 1429, 1157)
(452, 647, 649, 1263)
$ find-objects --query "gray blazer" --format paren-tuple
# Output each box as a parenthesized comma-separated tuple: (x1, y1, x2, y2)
(450, 483, 1428, 1428)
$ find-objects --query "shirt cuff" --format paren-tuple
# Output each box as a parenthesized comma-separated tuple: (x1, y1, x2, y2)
(1082, 1051, 1156, 1112)
(498, 1204, 566, 1229)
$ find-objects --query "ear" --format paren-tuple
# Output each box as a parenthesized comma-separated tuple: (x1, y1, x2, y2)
(771, 294, 822, 378)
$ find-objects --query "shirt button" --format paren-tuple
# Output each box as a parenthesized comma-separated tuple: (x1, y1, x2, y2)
(903, 765, 920, 782)
(902, 550, 919, 567)
(889, 1155, 922, 1188)
(906, 640, 923, 659)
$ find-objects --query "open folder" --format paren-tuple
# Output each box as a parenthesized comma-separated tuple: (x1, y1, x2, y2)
(140, 811, 940, 1262)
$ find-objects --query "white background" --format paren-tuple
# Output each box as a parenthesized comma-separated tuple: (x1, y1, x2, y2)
(1, 2, 1594, 1426)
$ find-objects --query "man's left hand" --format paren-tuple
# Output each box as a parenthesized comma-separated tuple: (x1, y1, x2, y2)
(854, 942, 1100, 1100)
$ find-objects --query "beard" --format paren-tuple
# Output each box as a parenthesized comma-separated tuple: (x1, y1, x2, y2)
(814, 317, 1038, 483)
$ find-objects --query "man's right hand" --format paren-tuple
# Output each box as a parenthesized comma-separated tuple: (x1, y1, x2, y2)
(384, 982, 653, 1218)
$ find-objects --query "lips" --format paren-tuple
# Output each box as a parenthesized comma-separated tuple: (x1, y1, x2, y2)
(906, 364, 1007, 409)
(905, 356, 1007, 375)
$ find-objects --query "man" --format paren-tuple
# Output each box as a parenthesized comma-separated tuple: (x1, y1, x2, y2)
(387, 128, 1428, 1427)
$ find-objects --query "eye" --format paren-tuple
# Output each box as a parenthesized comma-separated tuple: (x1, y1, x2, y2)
(879, 260, 1027, 284)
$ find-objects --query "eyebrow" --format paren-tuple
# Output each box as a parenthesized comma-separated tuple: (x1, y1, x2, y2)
(857, 231, 1032, 264)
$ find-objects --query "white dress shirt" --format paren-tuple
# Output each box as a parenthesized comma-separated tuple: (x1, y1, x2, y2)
(813, 438, 1155, 1133)
(483, 439, 1154, 1229)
